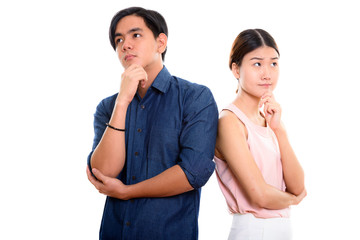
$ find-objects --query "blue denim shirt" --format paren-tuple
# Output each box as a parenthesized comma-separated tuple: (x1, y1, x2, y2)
(88, 66, 218, 240)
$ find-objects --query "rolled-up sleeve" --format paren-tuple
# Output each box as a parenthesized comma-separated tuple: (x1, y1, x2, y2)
(87, 95, 116, 170)
(178, 86, 218, 189)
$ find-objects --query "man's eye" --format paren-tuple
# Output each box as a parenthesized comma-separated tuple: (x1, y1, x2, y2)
(134, 33, 141, 38)
(116, 38, 123, 44)
(271, 62, 277, 67)
(254, 62, 261, 67)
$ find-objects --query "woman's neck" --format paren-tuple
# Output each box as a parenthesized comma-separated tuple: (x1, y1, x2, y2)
(232, 90, 266, 127)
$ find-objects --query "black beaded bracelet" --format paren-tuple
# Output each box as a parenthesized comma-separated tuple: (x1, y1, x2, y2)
(106, 123, 126, 132)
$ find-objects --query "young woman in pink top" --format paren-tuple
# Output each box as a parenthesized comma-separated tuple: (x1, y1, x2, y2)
(214, 29, 306, 239)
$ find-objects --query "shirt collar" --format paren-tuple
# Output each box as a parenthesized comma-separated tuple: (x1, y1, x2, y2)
(151, 65, 171, 93)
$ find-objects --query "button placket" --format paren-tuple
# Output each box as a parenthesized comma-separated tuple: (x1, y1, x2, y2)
(134, 103, 144, 158)
(129, 101, 146, 186)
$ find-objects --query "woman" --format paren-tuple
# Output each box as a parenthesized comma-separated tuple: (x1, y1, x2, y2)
(214, 29, 306, 239)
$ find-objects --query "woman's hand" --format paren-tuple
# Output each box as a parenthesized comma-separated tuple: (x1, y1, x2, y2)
(292, 188, 307, 205)
(259, 91, 282, 131)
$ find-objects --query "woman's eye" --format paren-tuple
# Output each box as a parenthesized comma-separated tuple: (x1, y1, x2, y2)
(116, 38, 123, 44)
(271, 62, 278, 67)
(134, 33, 141, 38)
(254, 62, 261, 67)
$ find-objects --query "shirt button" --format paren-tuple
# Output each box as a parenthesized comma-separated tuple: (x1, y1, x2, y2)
(134, 152, 139, 156)
(126, 221, 130, 226)
(140, 105, 145, 109)
(130, 199, 135, 203)
(132, 176, 136, 180)
(137, 128, 142, 133)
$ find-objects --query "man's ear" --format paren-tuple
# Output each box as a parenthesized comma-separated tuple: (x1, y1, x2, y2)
(231, 62, 240, 79)
(157, 33, 167, 53)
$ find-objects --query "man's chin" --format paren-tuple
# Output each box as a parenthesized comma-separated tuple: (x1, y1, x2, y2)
(122, 60, 143, 69)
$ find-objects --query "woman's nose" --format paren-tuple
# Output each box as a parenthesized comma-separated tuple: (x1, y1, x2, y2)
(261, 66, 271, 80)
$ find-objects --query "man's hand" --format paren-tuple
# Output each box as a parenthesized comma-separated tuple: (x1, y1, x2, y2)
(86, 166, 131, 200)
(117, 64, 148, 105)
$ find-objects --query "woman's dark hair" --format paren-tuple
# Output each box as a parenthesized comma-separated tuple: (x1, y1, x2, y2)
(109, 7, 168, 61)
(229, 29, 279, 70)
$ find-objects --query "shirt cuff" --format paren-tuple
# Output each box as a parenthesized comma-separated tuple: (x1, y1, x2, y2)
(178, 154, 215, 189)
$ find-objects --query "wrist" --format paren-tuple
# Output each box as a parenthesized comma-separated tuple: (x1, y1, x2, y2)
(112, 98, 129, 117)
(109, 100, 128, 130)
(289, 193, 298, 206)
(115, 97, 130, 108)
(125, 183, 142, 200)
(272, 124, 286, 136)
(118, 184, 132, 200)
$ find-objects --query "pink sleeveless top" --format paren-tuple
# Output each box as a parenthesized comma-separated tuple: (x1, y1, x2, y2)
(214, 104, 290, 218)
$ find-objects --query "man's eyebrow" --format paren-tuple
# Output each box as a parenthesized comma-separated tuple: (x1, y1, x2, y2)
(114, 27, 143, 37)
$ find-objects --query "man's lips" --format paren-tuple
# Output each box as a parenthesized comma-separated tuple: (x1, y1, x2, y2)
(124, 54, 135, 61)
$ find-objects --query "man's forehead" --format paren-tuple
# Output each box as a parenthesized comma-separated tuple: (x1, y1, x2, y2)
(115, 15, 146, 33)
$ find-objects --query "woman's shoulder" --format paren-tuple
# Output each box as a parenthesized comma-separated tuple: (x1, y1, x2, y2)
(216, 107, 249, 160)
(219, 109, 246, 130)
(219, 107, 237, 121)
(218, 108, 248, 141)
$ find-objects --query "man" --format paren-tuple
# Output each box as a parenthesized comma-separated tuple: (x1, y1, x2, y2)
(87, 7, 218, 240)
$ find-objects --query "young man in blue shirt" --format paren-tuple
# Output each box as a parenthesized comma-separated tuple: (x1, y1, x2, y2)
(87, 7, 218, 239)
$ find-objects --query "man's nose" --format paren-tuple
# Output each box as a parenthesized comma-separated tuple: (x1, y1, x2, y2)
(122, 38, 133, 51)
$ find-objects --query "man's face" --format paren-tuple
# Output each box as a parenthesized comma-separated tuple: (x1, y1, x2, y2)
(114, 15, 162, 69)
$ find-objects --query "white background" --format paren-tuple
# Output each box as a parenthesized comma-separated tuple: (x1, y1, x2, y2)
(1, 0, 359, 239)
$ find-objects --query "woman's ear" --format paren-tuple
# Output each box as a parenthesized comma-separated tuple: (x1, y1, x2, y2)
(157, 33, 167, 54)
(231, 62, 240, 79)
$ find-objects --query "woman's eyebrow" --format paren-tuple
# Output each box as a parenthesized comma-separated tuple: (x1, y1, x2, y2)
(249, 57, 279, 60)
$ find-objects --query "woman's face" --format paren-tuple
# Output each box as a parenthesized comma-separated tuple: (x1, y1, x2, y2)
(233, 46, 280, 98)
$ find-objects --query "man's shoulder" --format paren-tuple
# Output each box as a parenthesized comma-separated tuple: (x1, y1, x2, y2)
(171, 75, 212, 96)
(169, 76, 217, 113)
(101, 92, 118, 103)
(96, 93, 118, 111)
